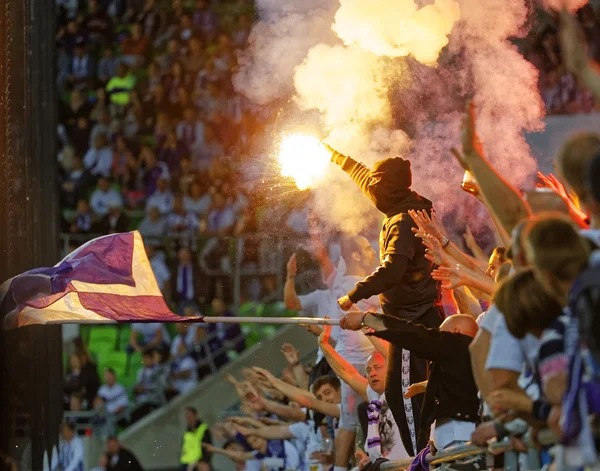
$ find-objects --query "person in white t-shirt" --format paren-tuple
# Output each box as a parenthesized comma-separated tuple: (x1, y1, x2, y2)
(318, 323, 409, 469)
(166, 341, 198, 397)
(234, 414, 324, 471)
(205, 437, 300, 471)
(284, 235, 380, 471)
(57, 421, 85, 471)
(96, 368, 129, 416)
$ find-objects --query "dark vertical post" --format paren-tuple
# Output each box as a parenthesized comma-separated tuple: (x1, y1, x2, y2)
(0, 0, 62, 469)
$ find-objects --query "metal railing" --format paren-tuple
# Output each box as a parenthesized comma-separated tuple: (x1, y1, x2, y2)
(380, 429, 556, 471)
(59, 232, 311, 308)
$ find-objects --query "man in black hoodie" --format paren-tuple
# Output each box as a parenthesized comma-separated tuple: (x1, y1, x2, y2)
(327, 145, 444, 456)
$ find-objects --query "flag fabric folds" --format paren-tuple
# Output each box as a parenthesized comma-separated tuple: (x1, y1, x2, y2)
(0, 231, 195, 329)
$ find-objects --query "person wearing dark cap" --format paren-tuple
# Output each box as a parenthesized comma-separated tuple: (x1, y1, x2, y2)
(326, 144, 444, 456)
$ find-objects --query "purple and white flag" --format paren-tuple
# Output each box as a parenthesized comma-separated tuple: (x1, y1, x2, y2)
(0, 231, 197, 329)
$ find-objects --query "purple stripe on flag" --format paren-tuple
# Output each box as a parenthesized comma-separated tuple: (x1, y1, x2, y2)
(77, 292, 184, 322)
(52, 233, 135, 292)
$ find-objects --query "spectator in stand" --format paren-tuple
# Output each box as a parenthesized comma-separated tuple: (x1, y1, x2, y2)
(165, 61, 192, 106)
(70, 117, 93, 158)
(146, 244, 171, 295)
(193, 0, 219, 43)
(61, 155, 92, 208)
(97, 48, 119, 86)
(173, 247, 202, 307)
(168, 195, 199, 237)
(204, 192, 235, 236)
(184, 181, 212, 217)
(84, 133, 114, 178)
(57, 421, 85, 471)
(90, 111, 113, 147)
(179, 407, 212, 471)
(211, 297, 245, 353)
(64, 352, 100, 410)
(129, 322, 171, 355)
(178, 156, 197, 195)
(68, 199, 94, 235)
(131, 350, 166, 423)
(146, 177, 174, 214)
(137, 0, 163, 38)
(68, 40, 96, 91)
(142, 147, 171, 197)
(157, 38, 181, 71)
(90, 177, 123, 217)
(138, 207, 168, 245)
(85, 0, 113, 46)
(97, 368, 129, 418)
(194, 124, 223, 170)
(106, 63, 136, 111)
(232, 15, 251, 48)
(174, 13, 196, 43)
(121, 22, 150, 69)
(100, 201, 129, 234)
(90, 454, 109, 471)
(106, 436, 144, 471)
(158, 128, 189, 175)
(166, 341, 199, 398)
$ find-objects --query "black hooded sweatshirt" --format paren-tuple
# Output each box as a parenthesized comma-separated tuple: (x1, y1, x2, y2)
(332, 151, 441, 320)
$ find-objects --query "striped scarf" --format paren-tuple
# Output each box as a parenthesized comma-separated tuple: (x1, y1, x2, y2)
(367, 400, 384, 459)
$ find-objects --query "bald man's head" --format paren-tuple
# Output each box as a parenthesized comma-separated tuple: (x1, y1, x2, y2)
(439, 314, 478, 338)
(366, 351, 386, 394)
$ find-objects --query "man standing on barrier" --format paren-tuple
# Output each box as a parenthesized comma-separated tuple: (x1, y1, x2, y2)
(327, 145, 444, 456)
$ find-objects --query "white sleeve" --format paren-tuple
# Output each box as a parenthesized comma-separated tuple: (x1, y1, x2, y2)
(288, 422, 309, 441)
(64, 439, 85, 471)
(298, 290, 323, 312)
(89, 192, 102, 215)
(283, 440, 300, 470)
(83, 149, 95, 170)
(156, 262, 171, 282)
(114, 385, 130, 409)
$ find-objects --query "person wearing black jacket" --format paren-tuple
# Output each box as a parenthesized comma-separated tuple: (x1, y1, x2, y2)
(340, 312, 480, 452)
(106, 437, 144, 471)
(327, 145, 444, 455)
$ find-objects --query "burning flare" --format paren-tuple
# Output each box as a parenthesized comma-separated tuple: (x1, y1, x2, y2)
(277, 135, 332, 190)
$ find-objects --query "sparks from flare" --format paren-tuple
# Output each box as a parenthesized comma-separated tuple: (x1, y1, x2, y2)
(277, 135, 332, 190)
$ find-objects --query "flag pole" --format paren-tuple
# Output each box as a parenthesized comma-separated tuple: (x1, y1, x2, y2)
(191, 316, 342, 326)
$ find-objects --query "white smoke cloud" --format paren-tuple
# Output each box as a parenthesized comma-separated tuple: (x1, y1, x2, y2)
(333, 0, 460, 64)
(232, 0, 338, 105)
(294, 45, 392, 130)
(235, 0, 546, 234)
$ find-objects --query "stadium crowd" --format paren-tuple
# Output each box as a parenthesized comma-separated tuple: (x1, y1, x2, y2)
(52, 1, 600, 471)
(194, 11, 600, 471)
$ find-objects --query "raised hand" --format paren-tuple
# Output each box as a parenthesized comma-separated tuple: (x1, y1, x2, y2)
(286, 253, 297, 278)
(409, 209, 444, 242)
(252, 366, 277, 387)
(318, 319, 332, 345)
(281, 343, 300, 365)
(423, 234, 452, 267)
(431, 265, 465, 290)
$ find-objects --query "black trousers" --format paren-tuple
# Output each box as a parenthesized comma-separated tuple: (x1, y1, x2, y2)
(385, 304, 444, 456)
